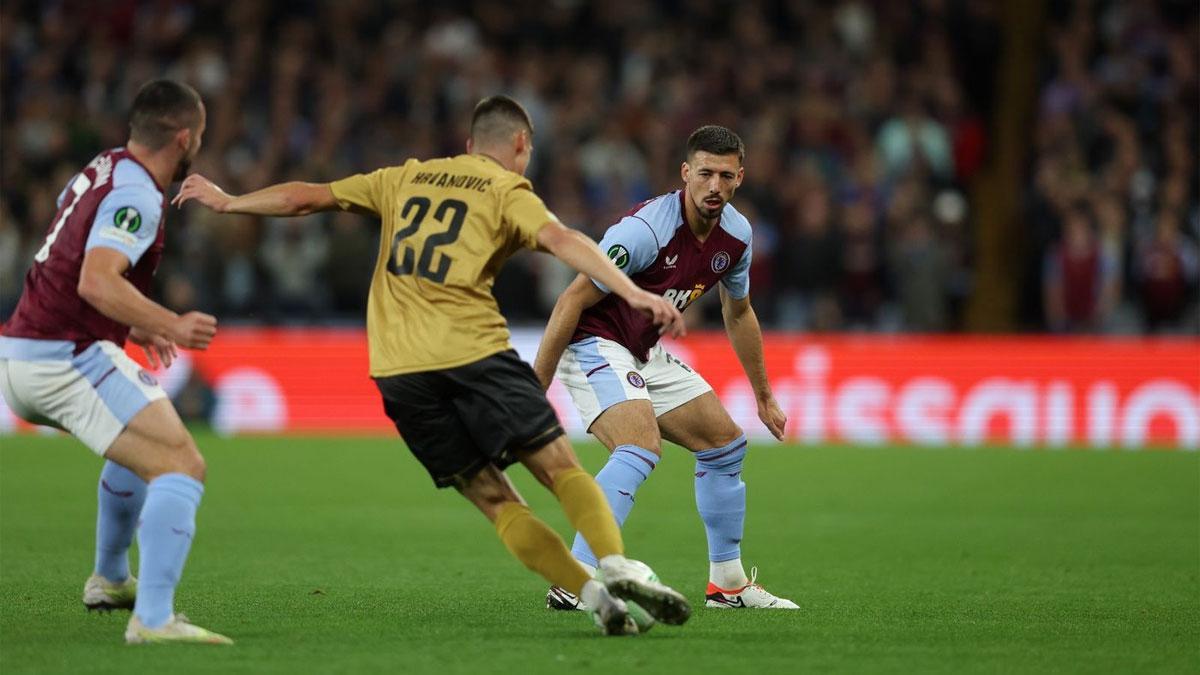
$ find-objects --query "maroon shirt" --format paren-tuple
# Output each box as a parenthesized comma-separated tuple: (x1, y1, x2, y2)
(575, 190, 753, 360)
(3, 148, 166, 353)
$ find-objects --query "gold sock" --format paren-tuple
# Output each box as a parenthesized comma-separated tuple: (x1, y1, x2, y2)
(552, 467, 624, 560)
(494, 501, 591, 595)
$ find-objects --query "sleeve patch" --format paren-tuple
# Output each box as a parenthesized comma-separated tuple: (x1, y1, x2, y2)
(113, 206, 142, 233)
(607, 244, 630, 269)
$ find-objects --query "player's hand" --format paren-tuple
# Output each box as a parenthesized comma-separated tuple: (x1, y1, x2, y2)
(169, 311, 219, 350)
(757, 394, 787, 441)
(172, 174, 233, 213)
(627, 290, 686, 338)
(129, 326, 178, 369)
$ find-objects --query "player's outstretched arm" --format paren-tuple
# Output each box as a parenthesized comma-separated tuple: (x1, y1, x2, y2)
(535, 221, 685, 339)
(533, 273, 606, 389)
(173, 174, 338, 216)
(720, 285, 786, 440)
(79, 247, 218, 350)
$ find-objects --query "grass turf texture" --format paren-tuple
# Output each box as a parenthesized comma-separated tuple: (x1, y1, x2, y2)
(1, 434, 1197, 674)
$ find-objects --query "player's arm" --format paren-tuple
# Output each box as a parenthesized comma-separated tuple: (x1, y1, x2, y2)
(80, 185, 217, 351)
(78, 248, 217, 350)
(535, 221, 684, 339)
(719, 283, 787, 441)
(532, 272, 606, 390)
(173, 175, 338, 216)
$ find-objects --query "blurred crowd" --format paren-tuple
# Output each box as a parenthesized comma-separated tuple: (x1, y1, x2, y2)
(0, 0, 1195, 333)
(1024, 0, 1198, 334)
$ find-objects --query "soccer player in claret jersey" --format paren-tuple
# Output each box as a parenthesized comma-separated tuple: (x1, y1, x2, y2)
(0, 80, 231, 644)
(534, 126, 799, 611)
(174, 96, 692, 635)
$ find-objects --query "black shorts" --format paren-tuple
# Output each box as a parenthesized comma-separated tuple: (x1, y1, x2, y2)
(374, 350, 565, 489)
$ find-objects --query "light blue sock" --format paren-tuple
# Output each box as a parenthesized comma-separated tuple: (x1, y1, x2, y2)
(694, 434, 748, 562)
(94, 461, 147, 582)
(570, 445, 659, 568)
(134, 473, 204, 628)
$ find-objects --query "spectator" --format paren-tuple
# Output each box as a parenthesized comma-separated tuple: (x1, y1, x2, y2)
(1134, 212, 1199, 332)
(1043, 206, 1120, 333)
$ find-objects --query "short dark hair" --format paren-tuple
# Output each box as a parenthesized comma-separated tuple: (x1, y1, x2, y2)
(686, 125, 745, 164)
(129, 79, 203, 149)
(470, 95, 534, 145)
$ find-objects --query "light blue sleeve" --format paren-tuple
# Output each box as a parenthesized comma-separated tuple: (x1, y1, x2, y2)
(721, 240, 752, 299)
(85, 185, 163, 265)
(591, 215, 662, 293)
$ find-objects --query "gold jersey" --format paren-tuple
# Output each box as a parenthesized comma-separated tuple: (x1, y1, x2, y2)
(330, 154, 556, 376)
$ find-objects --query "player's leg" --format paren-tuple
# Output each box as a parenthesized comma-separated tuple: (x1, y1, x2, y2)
(374, 365, 636, 635)
(455, 461, 635, 634)
(566, 401, 661, 570)
(447, 349, 688, 626)
(1, 342, 230, 641)
(657, 389, 798, 609)
(85, 460, 147, 611)
(2, 350, 141, 610)
(556, 338, 662, 570)
(657, 392, 748, 582)
(517, 435, 689, 626)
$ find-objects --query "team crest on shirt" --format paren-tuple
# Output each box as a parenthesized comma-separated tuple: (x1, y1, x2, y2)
(137, 370, 158, 386)
(607, 244, 630, 269)
(711, 251, 731, 273)
(626, 371, 646, 388)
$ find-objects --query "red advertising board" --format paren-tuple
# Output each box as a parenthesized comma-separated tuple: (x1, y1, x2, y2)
(1, 329, 1196, 449)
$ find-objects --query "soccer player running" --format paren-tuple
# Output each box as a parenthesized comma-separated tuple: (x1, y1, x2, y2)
(173, 96, 692, 635)
(534, 126, 798, 611)
(0, 80, 231, 644)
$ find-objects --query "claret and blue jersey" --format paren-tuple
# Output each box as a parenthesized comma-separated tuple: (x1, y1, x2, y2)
(574, 189, 753, 360)
(1, 148, 166, 354)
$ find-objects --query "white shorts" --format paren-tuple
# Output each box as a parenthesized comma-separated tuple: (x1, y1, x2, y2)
(0, 337, 167, 455)
(557, 336, 712, 431)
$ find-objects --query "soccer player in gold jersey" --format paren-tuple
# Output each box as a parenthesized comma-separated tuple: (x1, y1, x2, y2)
(174, 96, 690, 635)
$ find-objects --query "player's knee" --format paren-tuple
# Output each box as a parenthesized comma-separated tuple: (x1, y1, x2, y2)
(630, 436, 662, 456)
(705, 426, 744, 451)
(163, 435, 206, 482)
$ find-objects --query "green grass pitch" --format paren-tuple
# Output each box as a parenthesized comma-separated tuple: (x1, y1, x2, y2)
(1, 434, 1197, 674)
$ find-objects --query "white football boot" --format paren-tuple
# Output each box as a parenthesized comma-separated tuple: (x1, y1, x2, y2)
(584, 584, 638, 636)
(125, 613, 233, 645)
(599, 557, 691, 626)
(83, 574, 137, 612)
(548, 585, 656, 633)
(704, 567, 798, 609)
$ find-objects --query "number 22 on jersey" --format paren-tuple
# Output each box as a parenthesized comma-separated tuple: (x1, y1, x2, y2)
(387, 196, 467, 283)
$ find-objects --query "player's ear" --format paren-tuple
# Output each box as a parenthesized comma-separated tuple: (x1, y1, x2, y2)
(466, 137, 474, 154)
(680, 160, 690, 183)
(735, 166, 745, 188)
(175, 127, 191, 153)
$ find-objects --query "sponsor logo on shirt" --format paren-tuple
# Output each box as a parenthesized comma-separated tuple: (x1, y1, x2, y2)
(664, 254, 678, 269)
(663, 283, 706, 310)
(711, 251, 731, 273)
